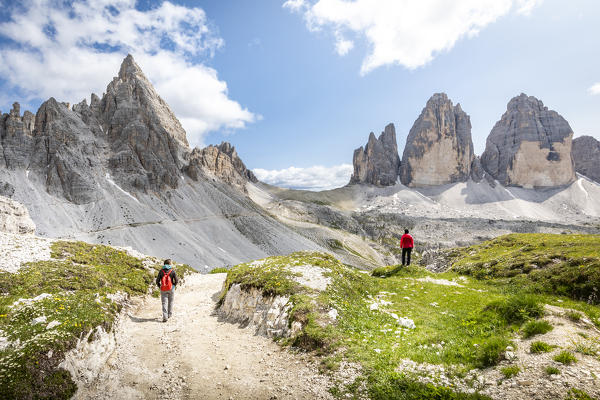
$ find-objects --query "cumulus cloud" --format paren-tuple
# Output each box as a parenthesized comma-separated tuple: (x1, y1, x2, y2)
(253, 164, 353, 191)
(0, 0, 257, 146)
(285, 0, 544, 74)
(588, 83, 600, 95)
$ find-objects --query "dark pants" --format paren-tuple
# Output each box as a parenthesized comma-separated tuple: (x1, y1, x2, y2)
(402, 248, 412, 266)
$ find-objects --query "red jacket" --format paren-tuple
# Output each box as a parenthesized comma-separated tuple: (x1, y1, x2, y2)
(400, 234, 414, 249)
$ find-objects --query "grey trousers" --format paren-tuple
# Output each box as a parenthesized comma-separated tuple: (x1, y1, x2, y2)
(161, 289, 174, 320)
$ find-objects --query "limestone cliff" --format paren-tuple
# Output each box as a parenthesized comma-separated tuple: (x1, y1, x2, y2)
(481, 94, 576, 188)
(186, 142, 258, 192)
(350, 123, 400, 186)
(400, 93, 474, 187)
(572, 135, 600, 183)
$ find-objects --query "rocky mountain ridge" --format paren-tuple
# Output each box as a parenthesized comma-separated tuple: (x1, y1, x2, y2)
(350, 93, 589, 189)
(0, 55, 324, 268)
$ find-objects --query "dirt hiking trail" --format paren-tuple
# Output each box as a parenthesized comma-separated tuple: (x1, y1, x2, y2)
(75, 273, 334, 400)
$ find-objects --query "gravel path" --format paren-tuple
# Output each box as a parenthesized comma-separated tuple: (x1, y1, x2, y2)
(75, 273, 334, 400)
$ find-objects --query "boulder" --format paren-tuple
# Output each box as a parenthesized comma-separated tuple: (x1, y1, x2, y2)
(481, 94, 576, 188)
(572, 135, 600, 183)
(0, 195, 35, 234)
(350, 123, 400, 186)
(400, 93, 474, 186)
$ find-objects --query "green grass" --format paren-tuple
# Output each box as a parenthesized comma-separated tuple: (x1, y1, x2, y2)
(530, 341, 554, 353)
(521, 320, 553, 338)
(223, 235, 600, 398)
(485, 295, 544, 325)
(500, 365, 520, 379)
(545, 366, 560, 375)
(574, 342, 598, 357)
(0, 241, 194, 399)
(553, 350, 577, 365)
(566, 310, 582, 322)
(450, 234, 600, 304)
(209, 267, 229, 274)
(564, 388, 595, 400)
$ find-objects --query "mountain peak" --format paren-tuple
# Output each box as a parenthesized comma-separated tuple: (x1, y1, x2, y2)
(118, 54, 143, 81)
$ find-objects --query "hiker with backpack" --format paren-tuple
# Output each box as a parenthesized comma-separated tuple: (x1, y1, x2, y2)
(400, 229, 414, 266)
(156, 259, 178, 322)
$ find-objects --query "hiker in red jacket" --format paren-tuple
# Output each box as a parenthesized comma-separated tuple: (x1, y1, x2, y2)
(400, 229, 414, 266)
(156, 259, 178, 322)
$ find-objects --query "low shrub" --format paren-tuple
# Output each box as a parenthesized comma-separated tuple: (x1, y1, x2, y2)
(521, 320, 553, 338)
(476, 337, 509, 368)
(530, 341, 554, 353)
(485, 295, 544, 324)
(545, 366, 560, 375)
(565, 388, 595, 400)
(500, 365, 520, 379)
(209, 267, 228, 274)
(553, 350, 577, 365)
(566, 310, 582, 322)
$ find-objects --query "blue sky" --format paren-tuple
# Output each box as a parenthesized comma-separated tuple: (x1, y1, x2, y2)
(1, 0, 599, 190)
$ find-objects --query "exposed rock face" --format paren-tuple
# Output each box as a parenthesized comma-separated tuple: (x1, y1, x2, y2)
(0, 195, 35, 234)
(186, 142, 258, 192)
(572, 136, 600, 183)
(0, 54, 321, 268)
(0, 55, 257, 203)
(101, 55, 188, 191)
(400, 93, 474, 187)
(350, 123, 400, 186)
(481, 94, 576, 188)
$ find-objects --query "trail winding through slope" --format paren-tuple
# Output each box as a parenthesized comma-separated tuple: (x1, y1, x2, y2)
(75, 274, 333, 400)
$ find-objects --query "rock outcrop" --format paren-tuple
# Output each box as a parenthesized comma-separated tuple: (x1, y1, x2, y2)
(400, 93, 474, 187)
(186, 142, 258, 192)
(0, 195, 35, 234)
(350, 123, 400, 186)
(481, 94, 576, 188)
(572, 136, 600, 183)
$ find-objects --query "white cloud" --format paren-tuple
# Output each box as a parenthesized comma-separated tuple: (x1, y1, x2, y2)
(253, 164, 353, 191)
(334, 31, 354, 55)
(286, 0, 544, 74)
(588, 83, 600, 95)
(283, 0, 307, 11)
(0, 0, 257, 146)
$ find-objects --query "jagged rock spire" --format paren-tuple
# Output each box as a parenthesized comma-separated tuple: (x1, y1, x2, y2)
(400, 93, 474, 187)
(350, 123, 400, 186)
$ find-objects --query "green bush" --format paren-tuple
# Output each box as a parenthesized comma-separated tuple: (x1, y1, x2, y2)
(545, 366, 560, 375)
(476, 337, 509, 368)
(209, 267, 229, 274)
(368, 372, 491, 400)
(565, 388, 595, 400)
(522, 320, 553, 338)
(500, 365, 520, 379)
(565, 310, 582, 322)
(553, 351, 577, 365)
(530, 341, 554, 353)
(485, 295, 544, 324)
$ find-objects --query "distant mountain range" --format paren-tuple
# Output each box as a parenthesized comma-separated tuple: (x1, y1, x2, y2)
(350, 92, 600, 189)
(2, 55, 599, 269)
